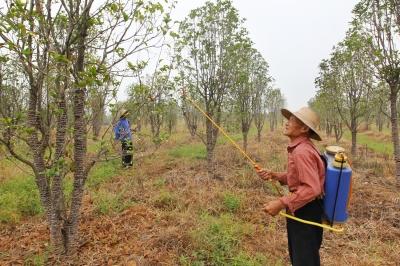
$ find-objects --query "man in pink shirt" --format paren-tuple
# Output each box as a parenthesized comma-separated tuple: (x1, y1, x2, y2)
(257, 106, 325, 266)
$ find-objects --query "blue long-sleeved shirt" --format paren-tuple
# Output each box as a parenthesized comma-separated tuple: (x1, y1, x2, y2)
(114, 118, 132, 141)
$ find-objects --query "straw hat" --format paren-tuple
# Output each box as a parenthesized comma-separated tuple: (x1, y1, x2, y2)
(281, 106, 322, 141)
(118, 108, 129, 118)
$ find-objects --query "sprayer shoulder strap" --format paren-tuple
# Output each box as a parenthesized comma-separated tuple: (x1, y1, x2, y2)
(307, 145, 333, 221)
(308, 145, 327, 170)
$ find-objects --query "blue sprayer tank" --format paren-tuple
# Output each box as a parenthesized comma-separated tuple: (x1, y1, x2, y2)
(323, 146, 352, 223)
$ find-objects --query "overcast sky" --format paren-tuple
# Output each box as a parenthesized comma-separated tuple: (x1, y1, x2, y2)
(171, 0, 359, 110)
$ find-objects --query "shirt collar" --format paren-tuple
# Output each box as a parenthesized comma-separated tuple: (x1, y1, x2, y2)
(287, 135, 309, 152)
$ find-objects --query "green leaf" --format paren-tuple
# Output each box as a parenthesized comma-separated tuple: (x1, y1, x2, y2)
(0, 55, 9, 63)
(108, 3, 119, 13)
(169, 31, 179, 38)
(128, 61, 136, 71)
(122, 12, 129, 22)
(50, 52, 69, 63)
(22, 48, 32, 56)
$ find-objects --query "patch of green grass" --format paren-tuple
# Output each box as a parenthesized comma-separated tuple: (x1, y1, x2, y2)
(216, 133, 243, 145)
(66, 159, 122, 206)
(24, 248, 50, 266)
(216, 125, 260, 145)
(63, 176, 73, 206)
(221, 192, 242, 213)
(168, 127, 259, 160)
(153, 177, 167, 188)
(231, 252, 270, 266)
(0, 251, 8, 259)
(188, 213, 254, 265)
(0, 175, 43, 223)
(343, 131, 393, 155)
(169, 144, 206, 159)
(0, 149, 121, 223)
(86, 138, 114, 154)
(92, 189, 134, 215)
(86, 159, 119, 189)
(152, 190, 178, 210)
(262, 181, 283, 197)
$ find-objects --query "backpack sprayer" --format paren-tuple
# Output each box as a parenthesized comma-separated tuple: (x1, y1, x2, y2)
(322, 146, 352, 225)
(182, 90, 352, 232)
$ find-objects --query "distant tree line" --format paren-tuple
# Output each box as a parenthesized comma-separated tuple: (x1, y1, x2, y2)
(312, 0, 400, 184)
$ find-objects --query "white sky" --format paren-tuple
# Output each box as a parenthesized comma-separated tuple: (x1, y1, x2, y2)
(170, 0, 359, 110)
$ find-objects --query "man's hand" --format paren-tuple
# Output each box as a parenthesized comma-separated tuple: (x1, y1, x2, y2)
(263, 199, 285, 216)
(256, 167, 275, 181)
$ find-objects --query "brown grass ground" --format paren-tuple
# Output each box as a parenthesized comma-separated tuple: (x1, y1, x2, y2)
(0, 129, 399, 265)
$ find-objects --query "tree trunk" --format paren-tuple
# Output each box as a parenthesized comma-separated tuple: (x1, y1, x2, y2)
(190, 124, 197, 137)
(242, 131, 248, 152)
(92, 103, 104, 140)
(65, 10, 91, 254)
(168, 121, 171, 134)
(205, 119, 217, 178)
(389, 86, 400, 184)
(376, 112, 384, 132)
(150, 114, 161, 139)
(325, 119, 331, 137)
(334, 123, 343, 143)
(49, 69, 69, 253)
(269, 116, 275, 132)
(351, 129, 357, 156)
(183, 109, 197, 137)
(27, 81, 60, 251)
(377, 114, 383, 132)
(257, 129, 261, 142)
(350, 115, 357, 155)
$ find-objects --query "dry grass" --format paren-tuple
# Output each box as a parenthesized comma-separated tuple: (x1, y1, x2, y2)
(0, 128, 399, 265)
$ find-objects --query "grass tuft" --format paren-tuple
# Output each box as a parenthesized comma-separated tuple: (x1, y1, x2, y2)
(153, 190, 178, 210)
(343, 131, 393, 155)
(86, 160, 119, 189)
(187, 213, 254, 265)
(92, 189, 134, 215)
(0, 175, 43, 223)
(169, 144, 206, 159)
(221, 192, 242, 213)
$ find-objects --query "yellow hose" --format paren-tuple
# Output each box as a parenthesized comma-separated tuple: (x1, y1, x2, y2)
(279, 212, 344, 232)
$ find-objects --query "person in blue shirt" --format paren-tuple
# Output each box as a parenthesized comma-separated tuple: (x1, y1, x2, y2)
(114, 109, 133, 167)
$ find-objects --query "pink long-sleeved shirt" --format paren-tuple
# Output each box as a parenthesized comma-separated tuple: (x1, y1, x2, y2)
(277, 135, 325, 213)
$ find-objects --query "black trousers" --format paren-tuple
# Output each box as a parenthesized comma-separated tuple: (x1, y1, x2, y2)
(287, 199, 323, 266)
(121, 139, 133, 166)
